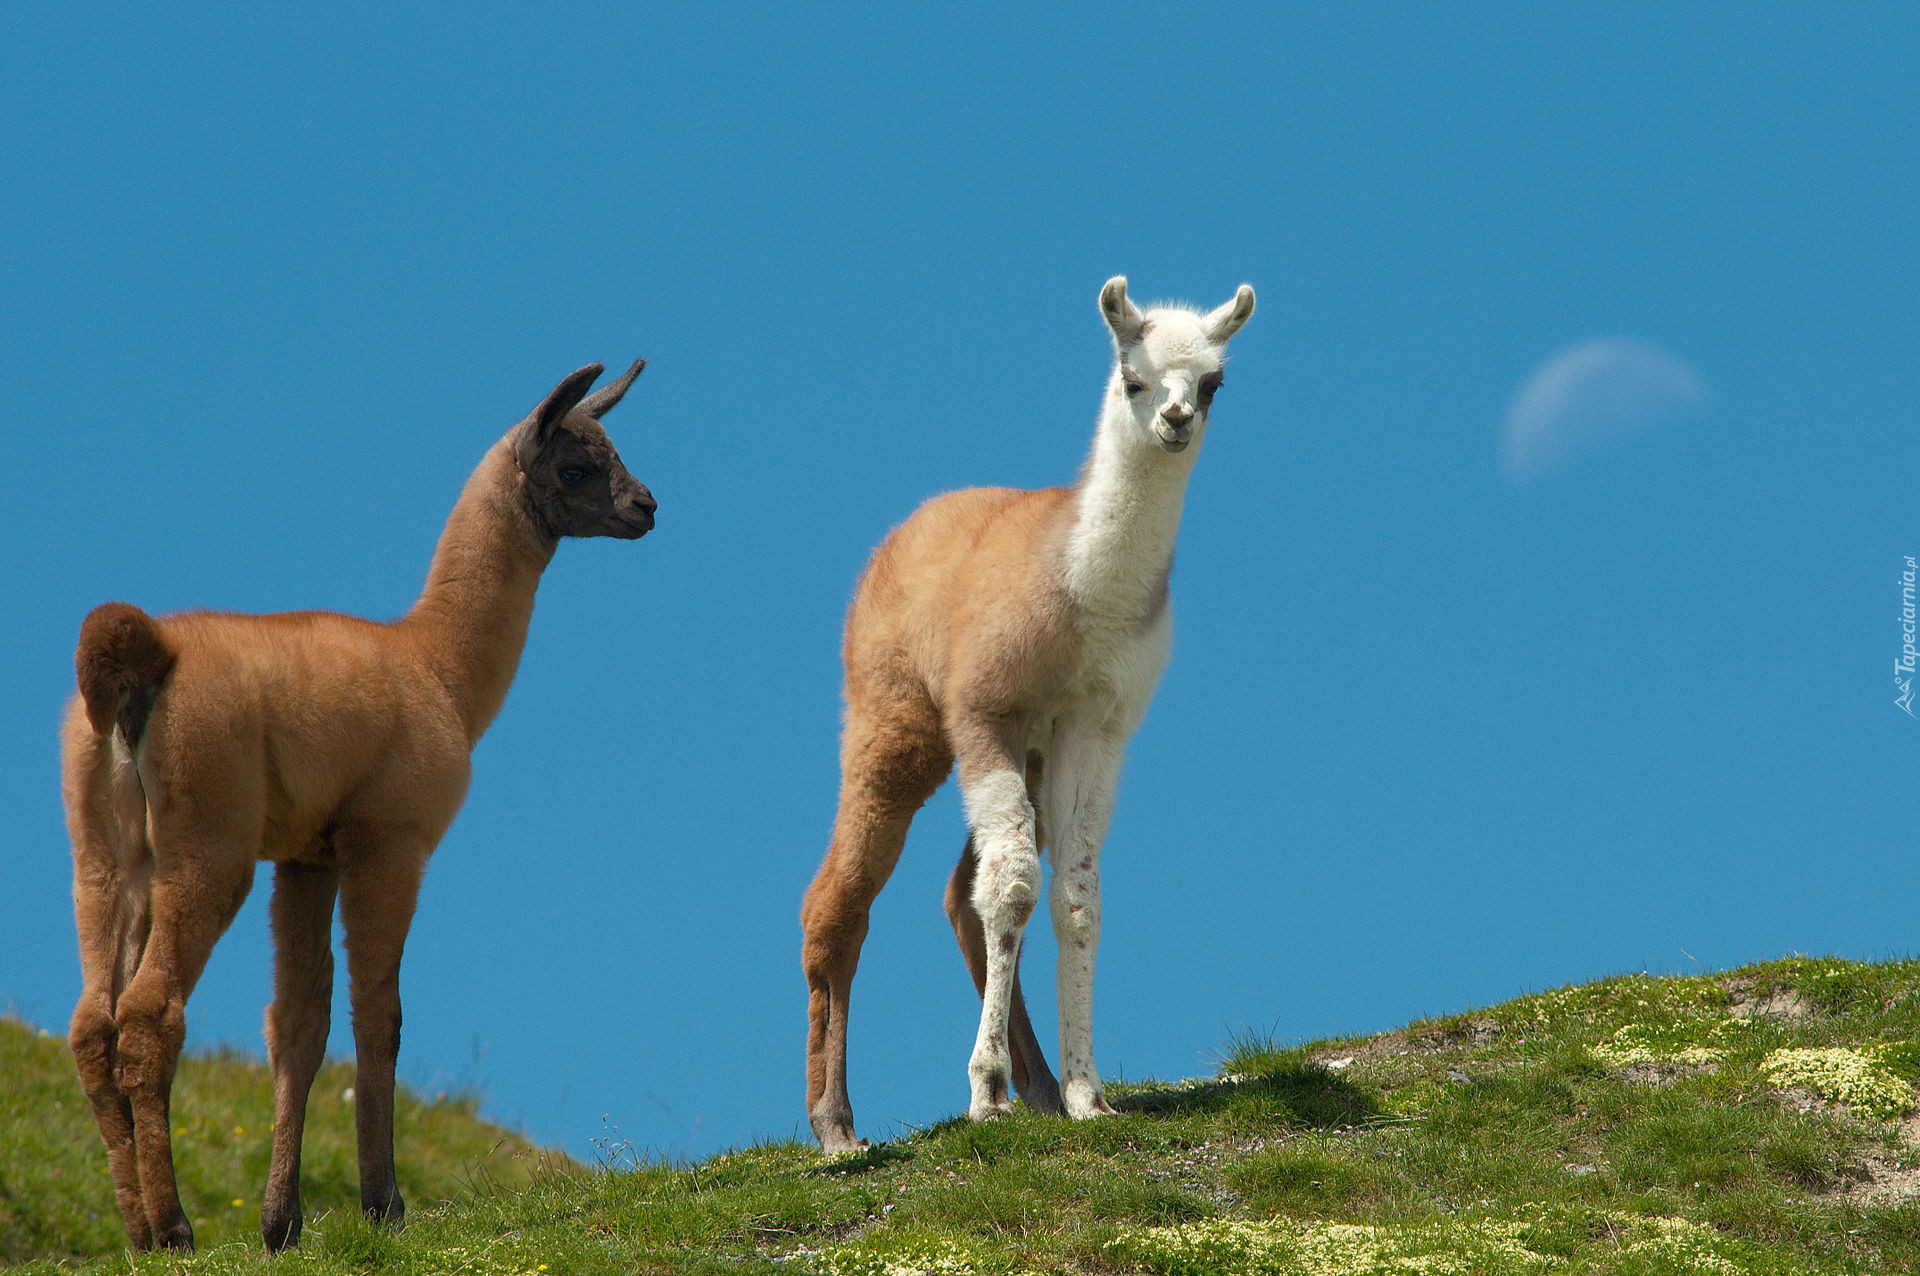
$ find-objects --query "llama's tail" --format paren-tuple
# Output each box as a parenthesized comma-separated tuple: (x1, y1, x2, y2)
(75, 602, 177, 744)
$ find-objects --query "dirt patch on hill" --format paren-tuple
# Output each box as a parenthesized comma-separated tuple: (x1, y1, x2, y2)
(1723, 980, 1820, 1023)
(1765, 1087, 1918, 1205)
(1307, 1019, 1505, 1072)
(1616, 1059, 1722, 1088)
(1843, 1113, 1920, 1207)
(1307, 1033, 1410, 1072)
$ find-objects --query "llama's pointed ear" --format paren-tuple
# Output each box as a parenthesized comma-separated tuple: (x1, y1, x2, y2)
(579, 357, 645, 420)
(534, 364, 603, 433)
(1100, 276, 1144, 345)
(1205, 285, 1256, 343)
(517, 364, 603, 468)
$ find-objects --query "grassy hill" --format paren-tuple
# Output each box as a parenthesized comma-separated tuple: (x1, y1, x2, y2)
(10, 955, 1920, 1273)
(0, 1015, 554, 1268)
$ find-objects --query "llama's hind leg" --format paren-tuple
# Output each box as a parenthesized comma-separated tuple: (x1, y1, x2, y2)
(64, 724, 154, 1246)
(114, 850, 257, 1251)
(802, 705, 949, 1153)
(261, 861, 340, 1252)
(70, 966, 149, 1248)
(68, 847, 152, 1242)
(944, 836, 1063, 1115)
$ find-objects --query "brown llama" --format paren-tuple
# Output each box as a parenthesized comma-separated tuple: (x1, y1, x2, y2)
(801, 277, 1256, 1152)
(62, 360, 656, 1252)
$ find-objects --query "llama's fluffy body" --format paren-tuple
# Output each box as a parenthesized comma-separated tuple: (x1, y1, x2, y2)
(63, 361, 654, 1252)
(802, 279, 1255, 1152)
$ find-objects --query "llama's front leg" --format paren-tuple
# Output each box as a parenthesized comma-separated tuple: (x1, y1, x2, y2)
(338, 846, 426, 1231)
(1045, 729, 1123, 1119)
(1052, 850, 1117, 1118)
(945, 837, 1064, 1115)
(960, 766, 1042, 1121)
(261, 861, 340, 1252)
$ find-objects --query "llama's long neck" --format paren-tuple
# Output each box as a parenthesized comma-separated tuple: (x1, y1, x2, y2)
(400, 439, 556, 744)
(1059, 378, 1197, 621)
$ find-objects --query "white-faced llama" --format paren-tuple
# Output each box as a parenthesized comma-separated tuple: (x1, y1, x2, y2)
(62, 360, 655, 1251)
(801, 277, 1256, 1151)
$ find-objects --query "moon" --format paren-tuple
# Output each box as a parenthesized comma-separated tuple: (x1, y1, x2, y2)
(1501, 338, 1708, 484)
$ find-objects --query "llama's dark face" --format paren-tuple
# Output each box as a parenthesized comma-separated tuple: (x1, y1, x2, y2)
(515, 359, 656, 540)
(1100, 279, 1255, 455)
(522, 414, 656, 539)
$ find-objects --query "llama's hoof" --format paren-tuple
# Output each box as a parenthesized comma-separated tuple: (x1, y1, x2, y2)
(120, 1216, 155, 1252)
(262, 1205, 303, 1253)
(969, 1058, 1014, 1121)
(816, 1128, 869, 1156)
(810, 1101, 866, 1155)
(969, 1097, 1015, 1122)
(154, 1215, 195, 1251)
(363, 1191, 406, 1232)
(969, 1073, 1015, 1121)
(1018, 1074, 1066, 1117)
(967, 1043, 1013, 1112)
(1064, 1080, 1117, 1119)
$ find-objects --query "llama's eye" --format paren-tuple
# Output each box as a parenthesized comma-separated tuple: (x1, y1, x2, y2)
(1199, 375, 1223, 402)
(1123, 376, 1145, 398)
(558, 466, 591, 486)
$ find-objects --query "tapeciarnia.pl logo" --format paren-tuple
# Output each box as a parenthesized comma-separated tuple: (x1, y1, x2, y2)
(1899, 555, 1916, 717)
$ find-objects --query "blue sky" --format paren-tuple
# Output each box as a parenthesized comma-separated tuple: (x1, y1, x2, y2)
(1, 3, 1914, 1161)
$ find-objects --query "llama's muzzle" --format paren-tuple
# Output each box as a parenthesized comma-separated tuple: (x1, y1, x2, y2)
(614, 485, 657, 537)
(1153, 420, 1192, 452)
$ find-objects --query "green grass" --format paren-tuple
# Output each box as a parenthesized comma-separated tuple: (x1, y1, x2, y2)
(11, 955, 1920, 1273)
(0, 1016, 553, 1267)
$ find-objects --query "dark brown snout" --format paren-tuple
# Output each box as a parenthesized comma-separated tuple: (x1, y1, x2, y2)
(617, 479, 657, 537)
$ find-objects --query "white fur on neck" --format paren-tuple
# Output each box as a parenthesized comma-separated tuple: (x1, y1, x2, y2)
(1060, 380, 1195, 619)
